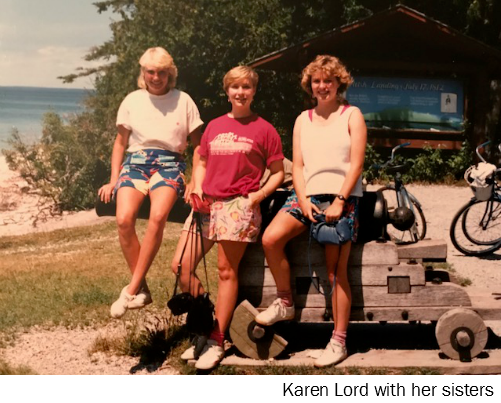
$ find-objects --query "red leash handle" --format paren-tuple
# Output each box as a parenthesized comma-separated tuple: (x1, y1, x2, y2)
(190, 193, 211, 214)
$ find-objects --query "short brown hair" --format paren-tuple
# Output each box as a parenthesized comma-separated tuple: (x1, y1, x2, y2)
(301, 55, 353, 96)
(223, 66, 259, 92)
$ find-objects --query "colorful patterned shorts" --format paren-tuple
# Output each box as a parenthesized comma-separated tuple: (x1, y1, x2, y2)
(115, 149, 186, 197)
(182, 195, 262, 243)
(280, 190, 360, 242)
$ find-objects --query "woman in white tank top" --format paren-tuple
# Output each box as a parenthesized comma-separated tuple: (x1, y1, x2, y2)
(256, 55, 367, 367)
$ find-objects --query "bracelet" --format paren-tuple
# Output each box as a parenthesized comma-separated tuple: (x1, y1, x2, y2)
(261, 189, 267, 199)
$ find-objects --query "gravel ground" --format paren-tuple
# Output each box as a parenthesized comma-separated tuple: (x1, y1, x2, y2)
(0, 324, 179, 375)
(1, 180, 500, 374)
(389, 184, 501, 292)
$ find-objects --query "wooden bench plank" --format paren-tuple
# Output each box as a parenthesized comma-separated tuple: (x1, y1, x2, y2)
(239, 238, 400, 268)
(397, 239, 447, 260)
(286, 239, 400, 266)
(239, 263, 426, 287)
(239, 283, 472, 309)
(295, 307, 454, 322)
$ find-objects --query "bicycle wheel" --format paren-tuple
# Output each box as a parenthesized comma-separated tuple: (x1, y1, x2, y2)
(380, 186, 427, 243)
(462, 199, 501, 245)
(450, 199, 501, 256)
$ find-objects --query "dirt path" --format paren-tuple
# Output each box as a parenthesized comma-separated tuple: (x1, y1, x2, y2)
(396, 184, 501, 292)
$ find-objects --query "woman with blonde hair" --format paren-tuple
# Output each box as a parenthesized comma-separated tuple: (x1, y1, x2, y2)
(98, 47, 203, 318)
(172, 65, 284, 370)
(256, 55, 367, 367)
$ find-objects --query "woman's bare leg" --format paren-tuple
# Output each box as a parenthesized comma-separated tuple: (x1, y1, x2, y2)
(213, 240, 248, 334)
(325, 242, 352, 333)
(128, 186, 178, 295)
(261, 212, 307, 294)
(115, 187, 145, 273)
(171, 230, 215, 297)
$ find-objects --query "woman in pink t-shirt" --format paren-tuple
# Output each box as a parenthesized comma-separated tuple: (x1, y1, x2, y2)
(171, 66, 284, 370)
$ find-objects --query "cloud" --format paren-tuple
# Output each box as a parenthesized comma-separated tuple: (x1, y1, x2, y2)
(0, 0, 113, 88)
(0, 46, 104, 89)
(37, 46, 84, 59)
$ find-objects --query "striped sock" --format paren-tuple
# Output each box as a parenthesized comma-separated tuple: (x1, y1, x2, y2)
(209, 329, 225, 347)
(333, 330, 347, 347)
(277, 290, 293, 307)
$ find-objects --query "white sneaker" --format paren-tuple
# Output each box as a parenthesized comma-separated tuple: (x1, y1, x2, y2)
(255, 298, 295, 326)
(195, 339, 224, 370)
(180, 345, 196, 361)
(128, 284, 152, 309)
(181, 336, 208, 361)
(314, 339, 348, 367)
(110, 286, 136, 318)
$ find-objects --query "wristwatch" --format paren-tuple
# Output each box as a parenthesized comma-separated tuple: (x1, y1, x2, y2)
(336, 194, 346, 201)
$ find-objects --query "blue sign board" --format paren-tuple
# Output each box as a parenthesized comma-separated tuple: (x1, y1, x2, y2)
(346, 76, 464, 131)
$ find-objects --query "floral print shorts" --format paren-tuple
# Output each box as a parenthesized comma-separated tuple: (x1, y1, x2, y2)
(115, 149, 186, 197)
(182, 195, 262, 243)
(280, 190, 360, 242)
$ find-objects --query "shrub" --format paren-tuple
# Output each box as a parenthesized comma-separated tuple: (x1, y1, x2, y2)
(2, 111, 111, 212)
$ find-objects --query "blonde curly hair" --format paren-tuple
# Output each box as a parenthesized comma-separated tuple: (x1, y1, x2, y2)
(301, 55, 353, 96)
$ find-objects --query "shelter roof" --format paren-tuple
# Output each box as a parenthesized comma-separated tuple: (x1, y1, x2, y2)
(250, 5, 501, 76)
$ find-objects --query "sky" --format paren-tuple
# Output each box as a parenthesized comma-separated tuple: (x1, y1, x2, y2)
(0, 0, 114, 89)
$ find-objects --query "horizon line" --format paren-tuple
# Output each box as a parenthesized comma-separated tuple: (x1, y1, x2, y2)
(0, 85, 94, 91)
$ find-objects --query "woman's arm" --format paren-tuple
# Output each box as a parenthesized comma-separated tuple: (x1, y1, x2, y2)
(98, 125, 131, 203)
(249, 160, 284, 206)
(324, 108, 367, 222)
(191, 155, 207, 198)
(184, 126, 202, 202)
(292, 116, 320, 222)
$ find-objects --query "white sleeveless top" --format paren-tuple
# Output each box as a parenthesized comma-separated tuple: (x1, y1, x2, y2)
(299, 106, 363, 197)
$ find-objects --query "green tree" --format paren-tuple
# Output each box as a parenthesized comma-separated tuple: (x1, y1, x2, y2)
(5, 0, 500, 211)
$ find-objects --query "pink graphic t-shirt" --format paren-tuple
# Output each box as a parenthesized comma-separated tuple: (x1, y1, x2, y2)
(199, 114, 284, 198)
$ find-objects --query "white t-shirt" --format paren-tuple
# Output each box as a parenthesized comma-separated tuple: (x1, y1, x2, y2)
(116, 89, 203, 153)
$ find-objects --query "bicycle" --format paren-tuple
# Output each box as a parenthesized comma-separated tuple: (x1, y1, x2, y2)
(374, 142, 427, 244)
(450, 141, 501, 256)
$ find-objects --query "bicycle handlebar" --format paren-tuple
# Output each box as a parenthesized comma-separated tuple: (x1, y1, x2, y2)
(476, 141, 490, 163)
(372, 142, 412, 172)
(390, 142, 411, 162)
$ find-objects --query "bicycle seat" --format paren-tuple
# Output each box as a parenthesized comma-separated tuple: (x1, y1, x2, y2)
(385, 162, 411, 175)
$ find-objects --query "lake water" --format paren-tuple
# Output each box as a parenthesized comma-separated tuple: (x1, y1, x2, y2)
(0, 86, 88, 148)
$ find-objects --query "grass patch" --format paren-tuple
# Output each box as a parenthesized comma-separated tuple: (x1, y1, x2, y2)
(88, 313, 187, 358)
(0, 220, 218, 334)
(0, 358, 37, 374)
(1, 220, 449, 375)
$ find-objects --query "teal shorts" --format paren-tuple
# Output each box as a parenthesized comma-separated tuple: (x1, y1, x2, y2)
(280, 190, 360, 242)
(115, 149, 186, 197)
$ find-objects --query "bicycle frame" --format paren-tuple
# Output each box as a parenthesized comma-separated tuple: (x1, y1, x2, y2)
(471, 189, 501, 233)
(470, 142, 501, 233)
(375, 142, 426, 243)
(393, 172, 421, 242)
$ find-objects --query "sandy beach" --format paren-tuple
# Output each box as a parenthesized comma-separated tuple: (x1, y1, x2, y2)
(0, 156, 112, 237)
